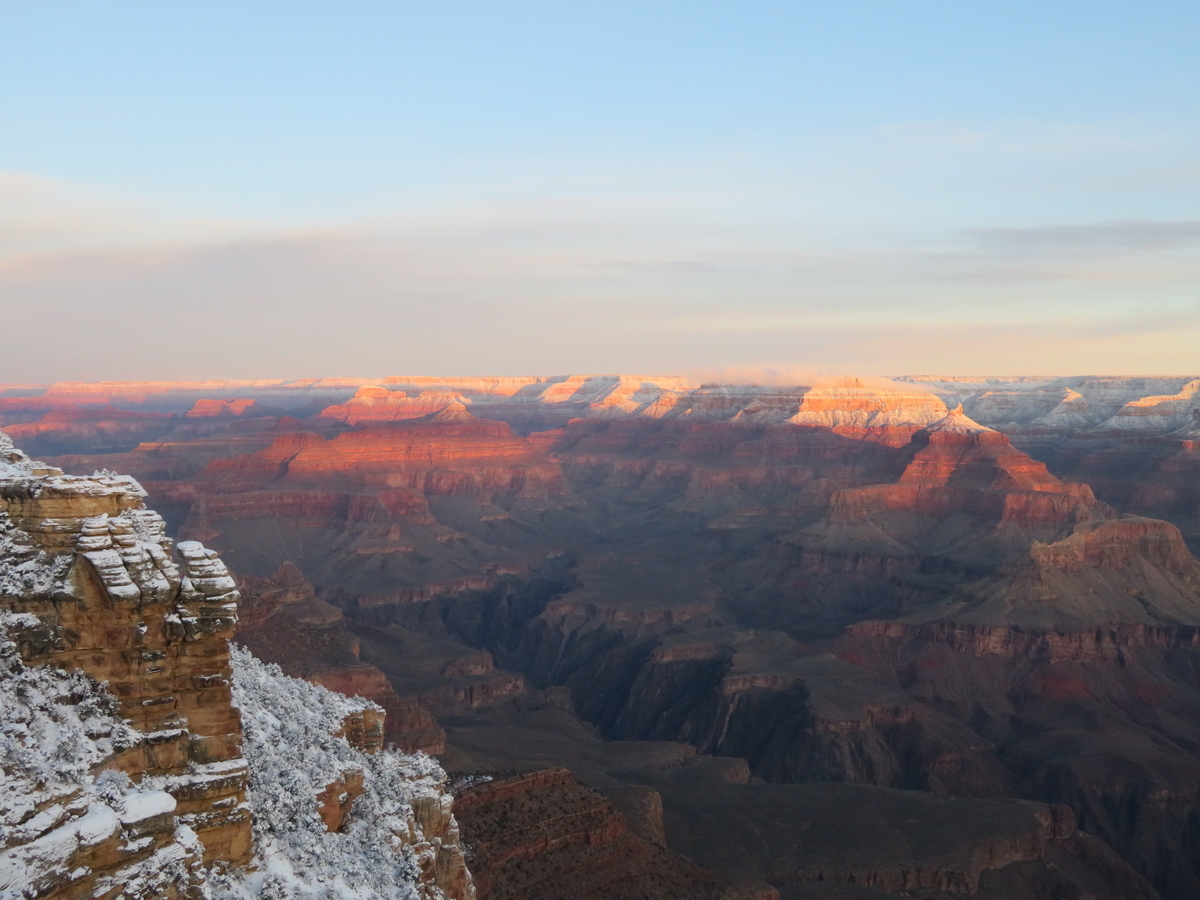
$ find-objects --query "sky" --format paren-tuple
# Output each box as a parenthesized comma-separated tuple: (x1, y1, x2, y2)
(2, 1, 1199, 381)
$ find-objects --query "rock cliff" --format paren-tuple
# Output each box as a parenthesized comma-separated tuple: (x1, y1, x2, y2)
(0, 432, 476, 900)
(234, 562, 447, 754)
(0, 431, 251, 869)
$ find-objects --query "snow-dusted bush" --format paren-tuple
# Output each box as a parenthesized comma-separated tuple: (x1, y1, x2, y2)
(0, 615, 204, 899)
(0, 614, 143, 841)
(0, 617, 464, 900)
(208, 647, 453, 900)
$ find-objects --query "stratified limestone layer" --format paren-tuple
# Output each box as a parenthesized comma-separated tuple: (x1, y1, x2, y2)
(0, 431, 251, 873)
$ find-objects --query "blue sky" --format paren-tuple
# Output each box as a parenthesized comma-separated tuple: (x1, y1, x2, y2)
(2, 2, 1199, 380)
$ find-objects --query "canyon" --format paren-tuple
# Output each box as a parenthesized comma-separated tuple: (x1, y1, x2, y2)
(5, 373, 1200, 899)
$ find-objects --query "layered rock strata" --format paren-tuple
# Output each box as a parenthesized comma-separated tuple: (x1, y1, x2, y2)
(0, 614, 210, 900)
(15, 376, 1200, 898)
(1, 431, 481, 899)
(0, 432, 251, 868)
(643, 777, 1157, 900)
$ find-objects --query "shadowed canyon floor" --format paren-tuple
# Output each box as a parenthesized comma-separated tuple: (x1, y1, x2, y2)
(8, 374, 1200, 898)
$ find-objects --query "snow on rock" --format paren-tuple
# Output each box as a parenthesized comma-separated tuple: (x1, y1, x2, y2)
(923, 405, 996, 435)
(0, 433, 255, 875)
(789, 383, 948, 429)
(0, 435, 474, 898)
(0, 585, 474, 900)
(0, 515, 73, 602)
(1097, 378, 1200, 432)
(893, 376, 1200, 433)
(0, 615, 207, 899)
(207, 647, 474, 900)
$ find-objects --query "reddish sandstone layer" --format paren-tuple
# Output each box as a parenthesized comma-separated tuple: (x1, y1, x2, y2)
(185, 398, 257, 418)
(544, 415, 908, 528)
(0, 405, 176, 452)
(830, 407, 1096, 525)
(178, 414, 566, 537)
(318, 385, 473, 424)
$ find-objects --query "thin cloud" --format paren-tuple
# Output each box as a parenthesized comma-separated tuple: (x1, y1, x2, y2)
(0, 170, 264, 258)
(2, 172, 1200, 381)
(966, 220, 1200, 254)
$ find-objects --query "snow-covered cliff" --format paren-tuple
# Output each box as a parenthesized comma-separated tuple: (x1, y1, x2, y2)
(208, 648, 473, 900)
(0, 432, 474, 900)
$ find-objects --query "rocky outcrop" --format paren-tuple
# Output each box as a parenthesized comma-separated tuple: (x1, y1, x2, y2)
(454, 768, 774, 900)
(786, 382, 947, 441)
(0, 615, 210, 900)
(827, 406, 1095, 525)
(221, 646, 477, 900)
(1, 434, 481, 900)
(318, 386, 475, 425)
(184, 399, 257, 418)
(745, 407, 1200, 636)
(0, 433, 251, 869)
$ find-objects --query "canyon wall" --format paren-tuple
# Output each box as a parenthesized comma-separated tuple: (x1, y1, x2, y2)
(10, 376, 1200, 898)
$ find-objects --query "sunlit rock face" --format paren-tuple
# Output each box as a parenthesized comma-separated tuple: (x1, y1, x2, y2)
(0, 431, 251, 869)
(0, 432, 479, 900)
(764, 405, 1200, 633)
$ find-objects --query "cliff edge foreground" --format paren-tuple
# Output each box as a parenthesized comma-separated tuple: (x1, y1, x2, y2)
(0, 430, 474, 900)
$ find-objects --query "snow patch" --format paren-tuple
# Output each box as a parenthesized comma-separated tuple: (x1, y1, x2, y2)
(207, 647, 462, 900)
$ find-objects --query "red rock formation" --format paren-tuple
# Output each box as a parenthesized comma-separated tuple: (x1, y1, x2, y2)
(318, 385, 474, 424)
(829, 406, 1095, 525)
(544, 415, 908, 529)
(454, 768, 775, 900)
(185, 398, 257, 417)
(316, 768, 366, 832)
(0, 405, 176, 455)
